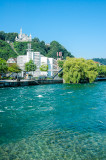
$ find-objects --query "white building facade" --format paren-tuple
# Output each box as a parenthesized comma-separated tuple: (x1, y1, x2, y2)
(17, 44, 59, 77)
(15, 28, 32, 42)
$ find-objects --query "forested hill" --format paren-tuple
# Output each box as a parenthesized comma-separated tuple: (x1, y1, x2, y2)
(0, 31, 18, 42)
(0, 40, 17, 60)
(92, 58, 106, 65)
(0, 31, 74, 60)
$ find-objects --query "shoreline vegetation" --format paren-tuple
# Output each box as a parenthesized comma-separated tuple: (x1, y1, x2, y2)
(0, 31, 106, 84)
(63, 58, 98, 83)
(58, 58, 106, 84)
(0, 57, 106, 84)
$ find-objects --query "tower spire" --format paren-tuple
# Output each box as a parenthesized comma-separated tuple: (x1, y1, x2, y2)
(20, 28, 22, 35)
(29, 33, 32, 41)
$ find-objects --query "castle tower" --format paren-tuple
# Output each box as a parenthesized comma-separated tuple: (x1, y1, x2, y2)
(20, 28, 22, 35)
(20, 28, 22, 39)
(15, 28, 32, 42)
(29, 33, 32, 41)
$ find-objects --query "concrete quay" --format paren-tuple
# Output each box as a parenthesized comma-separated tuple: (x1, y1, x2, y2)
(0, 79, 63, 88)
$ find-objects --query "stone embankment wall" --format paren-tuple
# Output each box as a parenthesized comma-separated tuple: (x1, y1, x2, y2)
(0, 78, 105, 88)
(0, 80, 63, 88)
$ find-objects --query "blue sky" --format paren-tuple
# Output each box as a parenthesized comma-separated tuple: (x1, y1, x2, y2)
(0, 0, 106, 59)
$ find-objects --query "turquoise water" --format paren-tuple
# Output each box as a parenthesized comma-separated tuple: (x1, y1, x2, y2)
(0, 82, 106, 160)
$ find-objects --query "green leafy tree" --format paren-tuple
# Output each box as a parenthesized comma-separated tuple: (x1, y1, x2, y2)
(0, 31, 18, 42)
(32, 37, 40, 43)
(57, 60, 65, 68)
(63, 57, 98, 83)
(0, 31, 6, 41)
(97, 65, 106, 77)
(57, 60, 64, 78)
(0, 58, 8, 73)
(5, 33, 18, 42)
(93, 58, 106, 65)
(31, 39, 47, 56)
(13, 42, 28, 55)
(48, 41, 74, 59)
(58, 71, 63, 78)
(0, 40, 17, 60)
(8, 64, 21, 73)
(40, 64, 48, 71)
(25, 60, 37, 72)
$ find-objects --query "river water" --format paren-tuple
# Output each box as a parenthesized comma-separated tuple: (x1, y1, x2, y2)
(0, 82, 106, 160)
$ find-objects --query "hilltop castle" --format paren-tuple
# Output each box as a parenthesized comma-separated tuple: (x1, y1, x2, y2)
(15, 28, 32, 42)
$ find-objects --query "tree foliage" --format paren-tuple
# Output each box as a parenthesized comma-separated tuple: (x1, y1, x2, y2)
(5, 33, 18, 42)
(58, 71, 63, 78)
(25, 60, 37, 72)
(0, 40, 17, 60)
(40, 64, 48, 71)
(63, 57, 98, 83)
(57, 60, 65, 68)
(47, 41, 74, 59)
(0, 31, 5, 41)
(0, 31, 18, 42)
(31, 39, 47, 56)
(13, 39, 73, 59)
(8, 64, 21, 73)
(92, 58, 106, 65)
(97, 65, 106, 77)
(0, 58, 8, 73)
(0, 30, 73, 60)
(13, 42, 28, 55)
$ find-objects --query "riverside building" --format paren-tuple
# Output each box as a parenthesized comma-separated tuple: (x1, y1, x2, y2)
(17, 44, 59, 77)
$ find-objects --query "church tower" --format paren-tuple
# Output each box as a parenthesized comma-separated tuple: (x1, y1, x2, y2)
(20, 28, 22, 39)
(29, 33, 32, 41)
(15, 28, 32, 42)
(20, 28, 22, 35)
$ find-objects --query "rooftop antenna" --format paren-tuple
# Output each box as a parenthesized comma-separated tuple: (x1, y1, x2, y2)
(20, 27, 22, 35)
(26, 43, 33, 52)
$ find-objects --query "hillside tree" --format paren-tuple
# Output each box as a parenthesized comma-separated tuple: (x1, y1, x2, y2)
(0, 58, 8, 73)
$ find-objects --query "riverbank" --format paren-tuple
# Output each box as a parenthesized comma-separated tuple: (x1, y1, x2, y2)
(0, 79, 63, 88)
(95, 77, 106, 81)
(0, 77, 106, 88)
